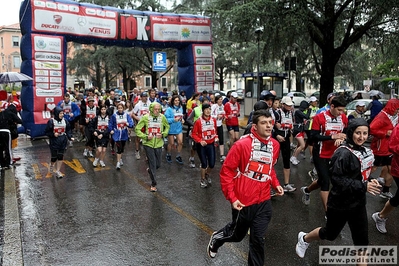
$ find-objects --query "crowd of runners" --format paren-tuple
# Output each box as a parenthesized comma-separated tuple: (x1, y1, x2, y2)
(10, 85, 398, 265)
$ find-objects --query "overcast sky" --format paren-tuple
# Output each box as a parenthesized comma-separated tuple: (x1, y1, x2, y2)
(0, 1, 21, 26)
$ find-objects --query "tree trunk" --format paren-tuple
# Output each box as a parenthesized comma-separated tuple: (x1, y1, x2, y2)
(219, 68, 224, 91)
(151, 71, 158, 89)
(95, 62, 102, 89)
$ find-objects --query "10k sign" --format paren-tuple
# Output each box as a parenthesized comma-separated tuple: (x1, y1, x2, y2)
(153, 52, 167, 71)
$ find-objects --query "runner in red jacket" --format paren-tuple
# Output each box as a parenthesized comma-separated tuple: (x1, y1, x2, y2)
(370, 98, 399, 199)
(224, 92, 241, 148)
(207, 109, 283, 265)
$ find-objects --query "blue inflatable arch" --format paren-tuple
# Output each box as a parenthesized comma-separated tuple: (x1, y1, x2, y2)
(19, 0, 213, 137)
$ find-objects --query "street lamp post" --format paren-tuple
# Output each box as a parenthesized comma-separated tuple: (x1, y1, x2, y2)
(255, 27, 263, 100)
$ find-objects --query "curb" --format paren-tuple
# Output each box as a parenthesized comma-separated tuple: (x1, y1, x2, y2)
(3, 168, 23, 266)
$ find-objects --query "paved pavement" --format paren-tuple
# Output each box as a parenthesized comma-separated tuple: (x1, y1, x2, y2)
(1, 131, 398, 266)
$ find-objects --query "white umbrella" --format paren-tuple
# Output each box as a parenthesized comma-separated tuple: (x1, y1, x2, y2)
(351, 90, 369, 99)
(369, 90, 385, 99)
(0, 72, 33, 84)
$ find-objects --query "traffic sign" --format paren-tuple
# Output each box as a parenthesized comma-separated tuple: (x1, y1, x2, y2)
(153, 52, 167, 72)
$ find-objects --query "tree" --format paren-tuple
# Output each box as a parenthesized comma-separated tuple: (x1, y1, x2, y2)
(288, 0, 399, 105)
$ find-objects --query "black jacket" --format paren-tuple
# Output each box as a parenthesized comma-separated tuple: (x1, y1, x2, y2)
(44, 107, 73, 150)
(327, 118, 371, 210)
(0, 105, 22, 136)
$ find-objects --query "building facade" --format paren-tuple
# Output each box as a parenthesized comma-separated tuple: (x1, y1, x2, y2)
(0, 23, 21, 74)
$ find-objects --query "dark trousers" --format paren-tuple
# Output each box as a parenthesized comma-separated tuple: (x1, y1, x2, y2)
(0, 130, 12, 167)
(196, 143, 215, 169)
(389, 176, 399, 207)
(143, 145, 162, 187)
(319, 206, 369, 245)
(212, 200, 272, 266)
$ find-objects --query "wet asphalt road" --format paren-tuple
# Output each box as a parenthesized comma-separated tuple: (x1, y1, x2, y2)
(1, 133, 399, 266)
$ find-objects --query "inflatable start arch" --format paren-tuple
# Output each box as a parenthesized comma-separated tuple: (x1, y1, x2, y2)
(19, 0, 213, 137)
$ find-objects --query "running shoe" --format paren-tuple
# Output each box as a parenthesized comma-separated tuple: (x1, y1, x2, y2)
(207, 232, 218, 258)
(377, 177, 385, 186)
(372, 212, 387, 234)
(135, 151, 141, 160)
(380, 192, 393, 199)
(111, 149, 116, 156)
(55, 171, 64, 179)
(119, 159, 124, 166)
(220, 155, 226, 163)
(308, 170, 318, 181)
(283, 184, 297, 192)
(200, 179, 208, 188)
(88, 151, 94, 158)
(99, 161, 106, 167)
(116, 162, 121, 170)
(295, 232, 309, 258)
(176, 156, 183, 164)
(189, 158, 196, 168)
(69, 141, 73, 147)
(205, 173, 211, 184)
(166, 154, 172, 163)
(290, 156, 300, 165)
(83, 149, 88, 157)
(93, 158, 99, 167)
(301, 187, 310, 205)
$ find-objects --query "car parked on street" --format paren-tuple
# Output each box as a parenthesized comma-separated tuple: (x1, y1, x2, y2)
(283, 91, 307, 107)
(345, 99, 388, 120)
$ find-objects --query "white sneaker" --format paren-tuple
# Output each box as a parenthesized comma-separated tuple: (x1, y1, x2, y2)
(88, 151, 94, 157)
(135, 151, 141, 160)
(283, 184, 297, 192)
(119, 159, 124, 166)
(69, 141, 73, 147)
(296, 232, 309, 258)
(301, 187, 310, 205)
(116, 162, 121, 170)
(189, 159, 195, 168)
(377, 177, 385, 185)
(220, 155, 226, 163)
(200, 179, 208, 188)
(83, 149, 88, 157)
(372, 212, 387, 234)
(380, 192, 393, 199)
(93, 158, 99, 167)
(99, 161, 106, 167)
(290, 156, 299, 165)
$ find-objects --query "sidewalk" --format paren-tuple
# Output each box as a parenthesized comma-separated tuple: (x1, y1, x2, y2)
(2, 168, 23, 266)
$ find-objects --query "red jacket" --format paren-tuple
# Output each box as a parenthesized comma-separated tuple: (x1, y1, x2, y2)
(192, 115, 218, 144)
(389, 124, 399, 177)
(220, 128, 281, 206)
(370, 99, 399, 156)
(224, 101, 240, 126)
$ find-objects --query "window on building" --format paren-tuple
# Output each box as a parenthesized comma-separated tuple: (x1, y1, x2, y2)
(12, 36, 19, 47)
(161, 77, 167, 87)
(145, 76, 151, 87)
(13, 56, 21, 68)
